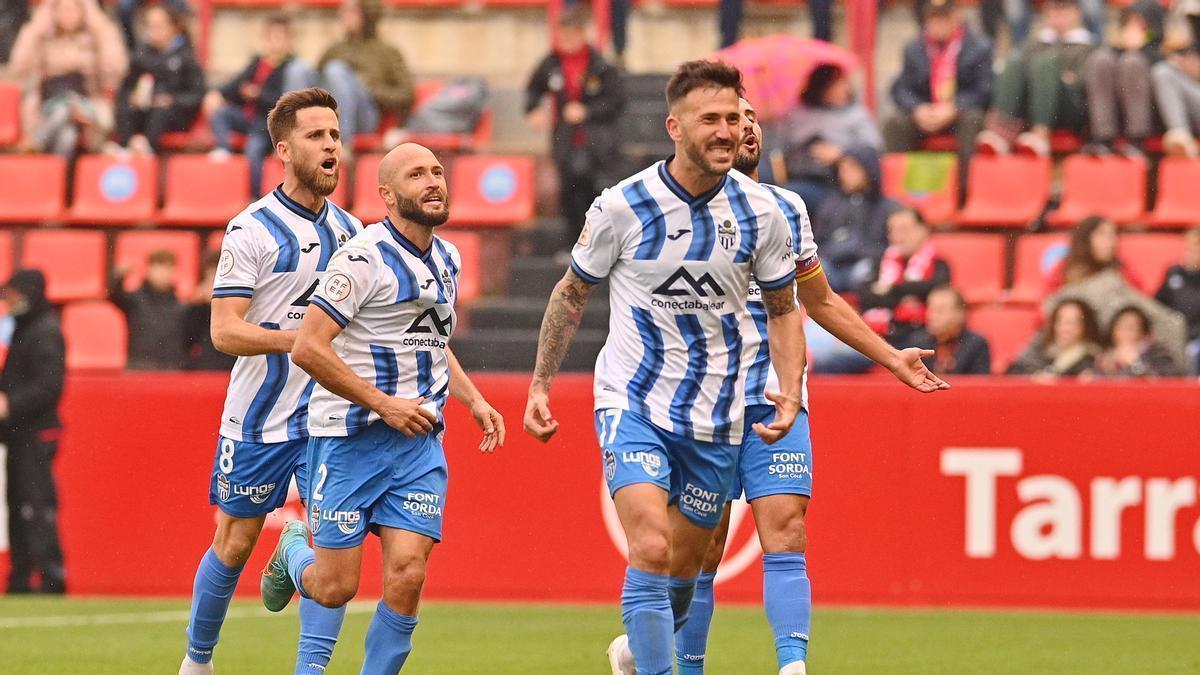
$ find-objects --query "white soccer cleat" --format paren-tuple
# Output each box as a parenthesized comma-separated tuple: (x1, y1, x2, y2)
(779, 660, 807, 675)
(606, 634, 637, 675)
(179, 656, 214, 675)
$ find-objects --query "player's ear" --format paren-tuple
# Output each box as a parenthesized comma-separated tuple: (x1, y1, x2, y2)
(378, 185, 394, 208)
(665, 114, 683, 142)
(276, 140, 290, 164)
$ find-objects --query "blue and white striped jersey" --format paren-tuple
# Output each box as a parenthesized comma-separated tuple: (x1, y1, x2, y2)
(306, 219, 461, 437)
(570, 161, 797, 445)
(212, 187, 361, 444)
(742, 184, 820, 411)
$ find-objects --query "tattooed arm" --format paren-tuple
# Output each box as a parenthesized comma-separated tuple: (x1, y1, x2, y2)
(524, 269, 596, 442)
(754, 284, 806, 444)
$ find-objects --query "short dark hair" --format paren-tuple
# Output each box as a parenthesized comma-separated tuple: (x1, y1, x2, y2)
(148, 249, 177, 266)
(264, 12, 292, 30)
(665, 60, 744, 109)
(801, 64, 847, 108)
(267, 87, 339, 145)
(929, 284, 966, 309)
(1106, 305, 1152, 346)
(557, 5, 589, 28)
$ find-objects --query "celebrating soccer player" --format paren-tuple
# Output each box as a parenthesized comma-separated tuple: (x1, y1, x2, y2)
(523, 60, 807, 675)
(260, 143, 504, 675)
(671, 98, 950, 675)
(180, 88, 361, 675)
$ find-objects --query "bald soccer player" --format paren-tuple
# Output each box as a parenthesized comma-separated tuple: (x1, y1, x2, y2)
(260, 143, 505, 675)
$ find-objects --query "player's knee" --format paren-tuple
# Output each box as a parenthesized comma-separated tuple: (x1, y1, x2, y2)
(384, 554, 427, 595)
(312, 577, 359, 608)
(627, 531, 671, 571)
(212, 525, 259, 567)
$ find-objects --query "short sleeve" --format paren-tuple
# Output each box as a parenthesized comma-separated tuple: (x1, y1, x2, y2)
(212, 220, 266, 299)
(309, 244, 380, 328)
(569, 197, 621, 285)
(774, 188, 821, 283)
(752, 201, 797, 291)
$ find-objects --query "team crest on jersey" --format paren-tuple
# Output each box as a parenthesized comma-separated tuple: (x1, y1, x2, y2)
(310, 503, 321, 535)
(603, 450, 616, 481)
(325, 273, 352, 301)
(441, 269, 453, 297)
(216, 473, 230, 502)
(218, 250, 234, 277)
(718, 220, 737, 250)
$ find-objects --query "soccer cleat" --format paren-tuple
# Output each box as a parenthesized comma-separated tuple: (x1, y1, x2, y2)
(178, 656, 214, 675)
(261, 519, 308, 612)
(606, 634, 636, 675)
(779, 660, 807, 675)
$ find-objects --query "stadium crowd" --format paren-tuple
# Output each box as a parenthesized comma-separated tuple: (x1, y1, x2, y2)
(1, 0, 1200, 379)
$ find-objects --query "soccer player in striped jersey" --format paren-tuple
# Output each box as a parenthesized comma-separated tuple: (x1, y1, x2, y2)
(180, 88, 361, 675)
(523, 61, 808, 675)
(672, 98, 950, 675)
(259, 143, 504, 674)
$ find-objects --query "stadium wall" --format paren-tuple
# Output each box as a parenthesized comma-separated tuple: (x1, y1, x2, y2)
(12, 373, 1200, 610)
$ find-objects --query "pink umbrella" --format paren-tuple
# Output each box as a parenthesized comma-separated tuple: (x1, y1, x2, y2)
(713, 35, 859, 122)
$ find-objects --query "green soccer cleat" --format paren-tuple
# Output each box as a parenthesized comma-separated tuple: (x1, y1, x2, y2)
(260, 519, 308, 612)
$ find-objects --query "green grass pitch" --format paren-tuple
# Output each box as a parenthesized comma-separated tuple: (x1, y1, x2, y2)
(1, 598, 1199, 674)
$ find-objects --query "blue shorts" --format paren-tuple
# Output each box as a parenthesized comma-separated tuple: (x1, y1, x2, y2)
(596, 408, 738, 528)
(209, 436, 307, 518)
(730, 406, 813, 502)
(306, 421, 447, 549)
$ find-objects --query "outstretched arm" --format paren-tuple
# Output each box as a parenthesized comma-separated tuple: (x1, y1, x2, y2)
(447, 347, 505, 452)
(796, 268, 949, 392)
(524, 269, 595, 442)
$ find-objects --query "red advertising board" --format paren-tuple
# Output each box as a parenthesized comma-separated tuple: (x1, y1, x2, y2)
(19, 373, 1200, 609)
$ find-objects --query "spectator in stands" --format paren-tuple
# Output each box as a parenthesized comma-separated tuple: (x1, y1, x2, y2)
(1154, 226, 1200, 373)
(812, 145, 900, 292)
(8, 0, 126, 157)
(1006, 298, 1102, 376)
(109, 249, 186, 370)
(718, 0, 831, 47)
(108, 5, 203, 155)
(184, 251, 235, 371)
(884, 0, 994, 174)
(808, 207, 949, 373)
(0, 0, 30, 63)
(1153, 39, 1200, 157)
(318, 0, 414, 156)
(1045, 215, 1141, 294)
(1083, 0, 1164, 156)
(115, 0, 189, 51)
(912, 285, 992, 374)
(1003, 0, 1105, 46)
(976, 0, 1094, 157)
(524, 6, 626, 250)
(0, 270, 67, 594)
(1094, 305, 1184, 377)
(777, 64, 881, 211)
(206, 14, 315, 196)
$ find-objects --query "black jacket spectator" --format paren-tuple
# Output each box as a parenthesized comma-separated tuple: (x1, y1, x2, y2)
(219, 54, 297, 122)
(890, 27, 994, 115)
(113, 23, 205, 151)
(913, 328, 991, 374)
(1155, 264, 1200, 342)
(524, 47, 625, 177)
(0, 270, 64, 443)
(183, 304, 234, 371)
(856, 207, 951, 346)
(109, 271, 186, 370)
(812, 145, 901, 292)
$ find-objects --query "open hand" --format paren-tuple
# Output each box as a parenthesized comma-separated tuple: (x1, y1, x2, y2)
(891, 348, 951, 393)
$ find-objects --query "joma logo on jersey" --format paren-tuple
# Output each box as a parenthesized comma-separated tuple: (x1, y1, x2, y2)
(407, 307, 452, 337)
(653, 268, 726, 297)
(234, 482, 278, 504)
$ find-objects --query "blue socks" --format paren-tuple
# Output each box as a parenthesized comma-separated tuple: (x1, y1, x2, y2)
(763, 552, 811, 669)
(675, 571, 716, 674)
(668, 575, 698, 632)
(284, 539, 316, 599)
(295, 598, 346, 674)
(361, 601, 418, 675)
(185, 547, 243, 664)
(621, 567, 674, 675)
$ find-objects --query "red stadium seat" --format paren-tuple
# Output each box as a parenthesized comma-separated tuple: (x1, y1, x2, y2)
(158, 155, 251, 227)
(21, 229, 107, 302)
(260, 157, 348, 207)
(0, 230, 13, 283)
(0, 154, 67, 224)
(968, 305, 1041, 374)
(1147, 158, 1200, 229)
(437, 230, 481, 302)
(405, 80, 494, 151)
(956, 155, 1051, 228)
(446, 155, 536, 227)
(930, 233, 1005, 304)
(353, 154, 387, 224)
(1007, 233, 1069, 304)
(881, 153, 958, 224)
(1045, 155, 1147, 227)
(158, 110, 214, 152)
(0, 82, 21, 147)
(114, 230, 202, 299)
(1119, 233, 1185, 293)
(62, 301, 127, 371)
(66, 155, 158, 226)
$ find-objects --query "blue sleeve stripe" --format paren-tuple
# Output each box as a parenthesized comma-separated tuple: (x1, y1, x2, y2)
(212, 287, 254, 298)
(570, 258, 604, 285)
(758, 269, 797, 291)
(310, 296, 350, 328)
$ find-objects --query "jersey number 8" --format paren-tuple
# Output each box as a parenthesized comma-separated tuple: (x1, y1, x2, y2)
(219, 439, 236, 474)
